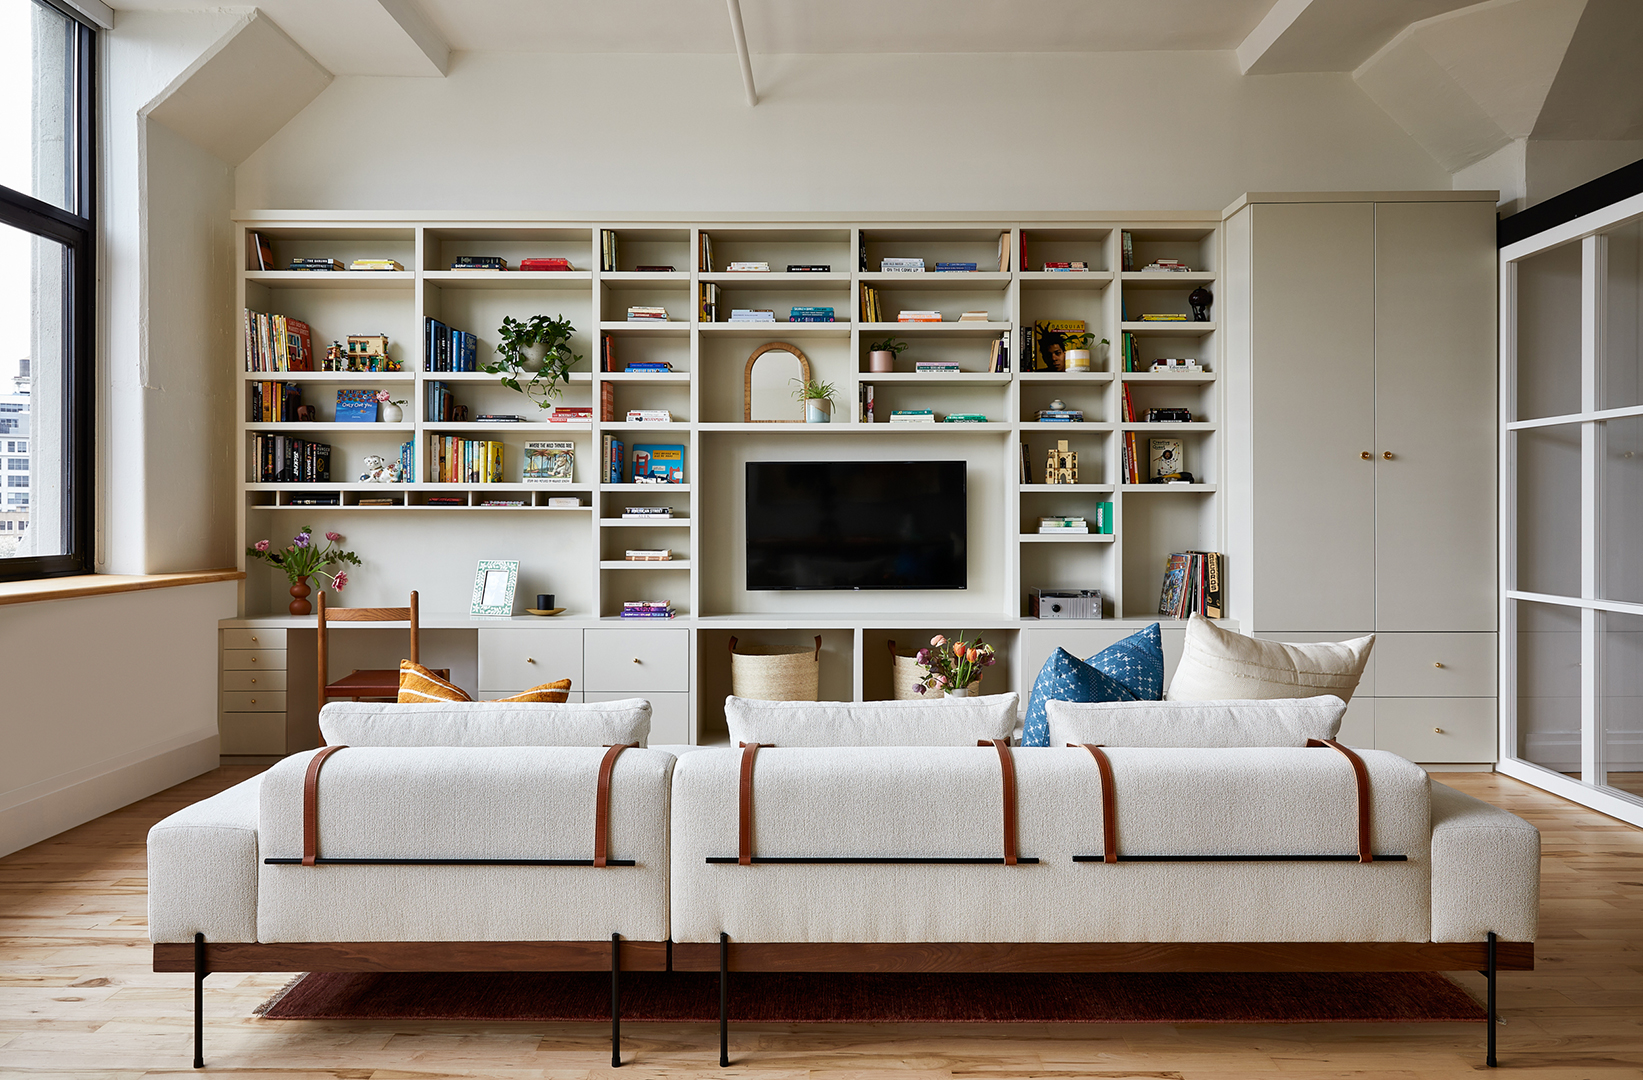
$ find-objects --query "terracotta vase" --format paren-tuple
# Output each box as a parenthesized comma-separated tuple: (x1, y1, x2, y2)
(288, 575, 312, 616)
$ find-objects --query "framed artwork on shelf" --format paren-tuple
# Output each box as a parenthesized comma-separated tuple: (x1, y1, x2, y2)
(470, 559, 519, 617)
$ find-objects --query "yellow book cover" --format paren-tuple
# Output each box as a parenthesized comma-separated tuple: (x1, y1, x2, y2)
(1033, 319, 1086, 372)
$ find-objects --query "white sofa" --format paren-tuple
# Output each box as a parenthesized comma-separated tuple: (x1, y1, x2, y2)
(149, 694, 1538, 1069)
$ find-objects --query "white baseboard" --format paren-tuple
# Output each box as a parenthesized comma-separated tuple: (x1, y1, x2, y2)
(0, 729, 220, 859)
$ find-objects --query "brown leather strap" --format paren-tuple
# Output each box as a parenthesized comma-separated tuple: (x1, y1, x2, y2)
(737, 742, 765, 866)
(1073, 743, 1119, 863)
(1309, 738, 1374, 863)
(594, 743, 636, 868)
(979, 738, 1019, 865)
(301, 744, 348, 866)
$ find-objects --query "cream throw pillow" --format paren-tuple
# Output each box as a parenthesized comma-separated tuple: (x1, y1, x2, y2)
(725, 693, 1019, 747)
(1046, 695, 1346, 748)
(1166, 614, 1373, 702)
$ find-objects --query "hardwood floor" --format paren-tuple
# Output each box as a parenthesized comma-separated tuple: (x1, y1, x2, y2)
(1, 766, 1640, 1077)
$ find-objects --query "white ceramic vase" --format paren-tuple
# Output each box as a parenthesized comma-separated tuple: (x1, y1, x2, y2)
(1064, 349, 1091, 372)
(379, 402, 403, 423)
(518, 341, 549, 372)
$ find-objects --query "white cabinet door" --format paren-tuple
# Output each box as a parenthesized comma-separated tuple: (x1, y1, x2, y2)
(1375, 697, 1497, 763)
(1250, 202, 1378, 632)
(1373, 201, 1497, 632)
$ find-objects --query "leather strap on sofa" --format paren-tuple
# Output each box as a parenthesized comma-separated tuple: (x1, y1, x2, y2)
(595, 743, 637, 868)
(1309, 738, 1374, 863)
(301, 744, 349, 866)
(1072, 743, 1118, 863)
(978, 739, 1019, 865)
(737, 742, 766, 866)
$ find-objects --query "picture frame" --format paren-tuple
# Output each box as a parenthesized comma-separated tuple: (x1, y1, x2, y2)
(470, 559, 519, 617)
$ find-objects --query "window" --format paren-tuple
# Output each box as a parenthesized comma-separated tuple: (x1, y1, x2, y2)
(0, 0, 94, 580)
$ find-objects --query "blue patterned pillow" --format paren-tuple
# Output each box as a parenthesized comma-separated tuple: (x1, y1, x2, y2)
(1020, 625, 1165, 747)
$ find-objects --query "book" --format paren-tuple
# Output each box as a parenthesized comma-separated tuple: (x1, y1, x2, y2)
(474, 414, 525, 422)
(935, 262, 977, 272)
(788, 306, 835, 322)
(859, 285, 882, 323)
(523, 441, 575, 484)
(519, 257, 573, 272)
(858, 382, 874, 423)
(915, 362, 962, 373)
(1033, 319, 1086, 372)
(725, 261, 770, 272)
(632, 443, 685, 484)
(289, 257, 343, 271)
(1140, 313, 1188, 322)
(698, 232, 714, 272)
(624, 362, 673, 373)
(251, 231, 274, 271)
(549, 407, 593, 423)
(1150, 438, 1185, 481)
(334, 389, 377, 423)
(787, 264, 830, 272)
(451, 255, 508, 270)
(943, 413, 988, 423)
(998, 231, 1010, 272)
(898, 310, 942, 323)
(547, 497, 582, 508)
(880, 257, 925, 273)
(600, 380, 615, 422)
(600, 229, 618, 272)
(699, 282, 720, 323)
(1121, 231, 1134, 272)
(958, 311, 990, 322)
(729, 309, 775, 322)
(625, 409, 673, 423)
(623, 506, 673, 518)
(626, 306, 668, 321)
(602, 435, 625, 483)
(625, 549, 672, 561)
(350, 259, 404, 271)
(635, 265, 676, 272)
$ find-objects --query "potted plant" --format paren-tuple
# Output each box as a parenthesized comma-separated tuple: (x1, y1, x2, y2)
(866, 337, 908, 373)
(483, 314, 583, 410)
(792, 377, 837, 423)
(247, 527, 362, 616)
(374, 389, 407, 423)
(1063, 333, 1105, 373)
(912, 632, 996, 698)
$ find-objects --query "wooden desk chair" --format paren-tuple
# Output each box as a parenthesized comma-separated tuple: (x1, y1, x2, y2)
(317, 590, 446, 703)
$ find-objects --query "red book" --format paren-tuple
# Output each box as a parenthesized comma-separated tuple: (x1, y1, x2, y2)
(521, 258, 573, 271)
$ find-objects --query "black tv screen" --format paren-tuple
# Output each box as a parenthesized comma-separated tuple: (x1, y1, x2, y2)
(745, 460, 967, 590)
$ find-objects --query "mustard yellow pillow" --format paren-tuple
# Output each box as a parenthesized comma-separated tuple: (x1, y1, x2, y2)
(398, 659, 471, 704)
(493, 678, 573, 703)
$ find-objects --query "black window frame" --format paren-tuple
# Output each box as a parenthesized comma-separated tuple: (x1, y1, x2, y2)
(0, 5, 95, 582)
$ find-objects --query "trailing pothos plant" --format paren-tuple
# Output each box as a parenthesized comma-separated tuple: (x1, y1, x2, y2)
(482, 313, 584, 410)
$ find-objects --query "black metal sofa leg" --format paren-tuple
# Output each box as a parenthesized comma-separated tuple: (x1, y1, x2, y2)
(193, 932, 207, 1069)
(611, 933, 622, 1067)
(1487, 931, 1498, 1068)
(719, 932, 729, 1067)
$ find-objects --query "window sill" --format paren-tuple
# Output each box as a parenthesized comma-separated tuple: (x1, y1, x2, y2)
(0, 568, 244, 607)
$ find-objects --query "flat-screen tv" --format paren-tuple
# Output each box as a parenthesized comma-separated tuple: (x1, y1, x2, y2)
(745, 460, 966, 590)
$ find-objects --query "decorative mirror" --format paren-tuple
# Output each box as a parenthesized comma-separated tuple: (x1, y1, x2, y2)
(744, 342, 811, 423)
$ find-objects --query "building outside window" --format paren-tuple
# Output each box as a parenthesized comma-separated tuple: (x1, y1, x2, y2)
(0, 0, 94, 573)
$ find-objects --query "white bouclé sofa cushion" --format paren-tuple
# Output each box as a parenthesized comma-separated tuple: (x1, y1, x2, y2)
(724, 692, 1018, 746)
(319, 698, 651, 747)
(1047, 695, 1346, 748)
(1166, 614, 1373, 702)
(147, 774, 263, 943)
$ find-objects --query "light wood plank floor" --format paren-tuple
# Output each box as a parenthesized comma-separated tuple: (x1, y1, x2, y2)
(0, 766, 1639, 1078)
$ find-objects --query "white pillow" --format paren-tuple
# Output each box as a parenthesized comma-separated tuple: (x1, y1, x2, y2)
(1167, 614, 1373, 702)
(1047, 695, 1346, 748)
(319, 699, 651, 747)
(724, 693, 1019, 747)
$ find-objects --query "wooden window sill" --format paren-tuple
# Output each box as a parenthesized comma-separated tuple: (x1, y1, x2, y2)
(0, 569, 244, 607)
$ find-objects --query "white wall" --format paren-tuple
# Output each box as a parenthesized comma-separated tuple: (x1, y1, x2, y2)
(0, 580, 235, 857)
(236, 50, 1450, 213)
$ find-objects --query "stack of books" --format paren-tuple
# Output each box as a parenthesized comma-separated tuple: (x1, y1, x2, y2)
(623, 506, 674, 521)
(600, 229, 619, 272)
(549, 406, 593, 423)
(1042, 261, 1089, 272)
(858, 383, 875, 423)
(424, 318, 479, 372)
(520, 257, 573, 272)
(889, 409, 936, 425)
(1139, 313, 1188, 322)
(474, 414, 524, 423)
(451, 256, 507, 271)
(726, 261, 770, 272)
(880, 258, 925, 273)
(621, 600, 676, 619)
(289, 258, 343, 271)
(860, 285, 884, 322)
(624, 549, 672, 561)
(898, 310, 941, 323)
(627, 305, 668, 322)
(958, 311, 990, 322)
(431, 437, 503, 483)
(789, 306, 835, 322)
(988, 333, 1010, 372)
(480, 500, 526, 507)
(252, 435, 331, 482)
(249, 381, 302, 422)
(699, 283, 720, 322)
(915, 361, 961, 374)
(350, 258, 404, 271)
(1036, 407, 1084, 422)
(624, 361, 673, 373)
(1159, 551, 1223, 618)
(729, 309, 775, 323)
(243, 311, 312, 371)
(1151, 358, 1203, 372)
(1038, 516, 1089, 534)
(942, 413, 988, 423)
(625, 409, 672, 423)
(1142, 259, 1192, 273)
(787, 264, 829, 272)
(935, 262, 976, 272)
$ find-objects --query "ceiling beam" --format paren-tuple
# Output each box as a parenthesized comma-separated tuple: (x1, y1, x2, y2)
(726, 0, 757, 106)
(373, 0, 449, 77)
(1236, 0, 1311, 74)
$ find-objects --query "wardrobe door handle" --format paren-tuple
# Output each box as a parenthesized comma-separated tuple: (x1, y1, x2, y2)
(1360, 451, 1371, 460)
(1382, 451, 1394, 460)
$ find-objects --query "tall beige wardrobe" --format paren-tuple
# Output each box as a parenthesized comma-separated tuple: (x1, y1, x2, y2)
(1222, 192, 1499, 762)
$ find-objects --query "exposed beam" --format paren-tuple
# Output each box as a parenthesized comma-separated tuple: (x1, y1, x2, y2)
(1236, 0, 1311, 74)
(373, 0, 449, 77)
(726, 0, 757, 107)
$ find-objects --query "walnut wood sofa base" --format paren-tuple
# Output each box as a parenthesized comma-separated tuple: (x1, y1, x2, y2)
(154, 936, 1529, 1070)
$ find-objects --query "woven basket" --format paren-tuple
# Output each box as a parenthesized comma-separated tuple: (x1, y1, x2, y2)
(730, 635, 821, 701)
(888, 639, 979, 700)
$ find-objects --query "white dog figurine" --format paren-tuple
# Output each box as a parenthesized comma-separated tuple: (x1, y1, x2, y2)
(359, 455, 400, 483)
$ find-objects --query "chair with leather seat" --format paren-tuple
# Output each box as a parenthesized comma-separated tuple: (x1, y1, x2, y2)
(317, 590, 446, 703)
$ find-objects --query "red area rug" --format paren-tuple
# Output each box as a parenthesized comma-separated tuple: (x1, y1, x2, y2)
(260, 970, 1484, 1024)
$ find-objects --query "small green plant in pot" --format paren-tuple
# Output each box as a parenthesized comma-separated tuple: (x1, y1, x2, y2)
(867, 337, 908, 373)
(1062, 333, 1106, 373)
(483, 314, 583, 410)
(791, 377, 838, 423)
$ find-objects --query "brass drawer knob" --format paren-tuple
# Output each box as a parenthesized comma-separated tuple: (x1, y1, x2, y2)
(250, 636, 258, 643)
(1433, 727, 1444, 734)
(250, 678, 257, 684)
(1433, 661, 1444, 669)
(1360, 451, 1371, 460)
(1382, 451, 1394, 460)
(250, 656, 257, 663)
(632, 657, 642, 664)
(526, 657, 536, 664)
(250, 699, 257, 705)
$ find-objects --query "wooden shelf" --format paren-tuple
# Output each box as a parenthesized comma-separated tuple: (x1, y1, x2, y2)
(242, 370, 414, 381)
(1119, 422, 1216, 432)
(423, 270, 591, 290)
(860, 372, 1010, 383)
(1019, 422, 1114, 432)
(700, 272, 852, 285)
(1119, 271, 1216, 290)
(1018, 271, 1115, 289)
(598, 321, 689, 332)
(421, 422, 592, 432)
(1019, 371, 1114, 383)
(600, 483, 691, 492)
(1020, 484, 1114, 493)
(699, 322, 851, 337)
(598, 421, 692, 432)
(858, 271, 1012, 289)
(858, 321, 1012, 334)
(600, 560, 690, 570)
(244, 422, 414, 432)
(598, 372, 690, 383)
(245, 270, 412, 289)
(422, 371, 593, 383)
(599, 517, 690, 527)
(1120, 321, 1217, 336)
(1119, 483, 1218, 492)
(1120, 370, 1216, 383)
(1020, 533, 1115, 543)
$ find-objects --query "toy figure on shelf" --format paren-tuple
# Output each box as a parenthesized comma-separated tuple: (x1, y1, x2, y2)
(359, 454, 402, 484)
(324, 341, 346, 371)
(1044, 439, 1078, 485)
(1189, 286, 1213, 322)
(346, 334, 391, 372)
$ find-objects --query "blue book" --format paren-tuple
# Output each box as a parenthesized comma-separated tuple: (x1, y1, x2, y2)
(335, 389, 377, 422)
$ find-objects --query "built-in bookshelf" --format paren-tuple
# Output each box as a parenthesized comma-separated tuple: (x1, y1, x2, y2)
(234, 216, 1222, 626)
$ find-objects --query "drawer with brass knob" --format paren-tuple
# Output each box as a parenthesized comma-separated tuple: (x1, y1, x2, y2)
(222, 628, 287, 650)
(223, 691, 285, 713)
(585, 628, 688, 692)
(221, 650, 285, 671)
(1374, 698, 1494, 762)
(1373, 633, 1494, 697)
(477, 628, 582, 697)
(222, 669, 286, 692)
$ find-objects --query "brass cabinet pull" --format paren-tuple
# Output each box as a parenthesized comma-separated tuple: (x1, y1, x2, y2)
(1433, 661, 1444, 669)
(1382, 451, 1394, 460)
(526, 657, 536, 664)
(1360, 451, 1372, 460)
(1433, 727, 1444, 734)
(632, 657, 642, 664)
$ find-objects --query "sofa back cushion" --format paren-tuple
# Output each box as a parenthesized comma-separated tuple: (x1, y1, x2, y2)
(724, 693, 1018, 746)
(319, 698, 650, 747)
(1047, 695, 1347, 748)
(1167, 614, 1373, 702)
